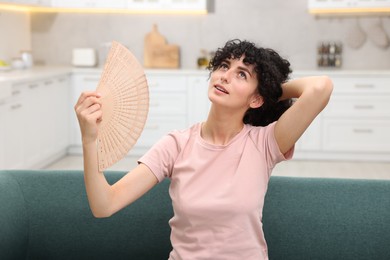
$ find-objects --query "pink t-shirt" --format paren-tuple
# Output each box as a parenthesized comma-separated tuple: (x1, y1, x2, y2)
(139, 122, 294, 260)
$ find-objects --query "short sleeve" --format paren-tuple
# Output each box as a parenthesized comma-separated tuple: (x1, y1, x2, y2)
(138, 133, 181, 182)
(250, 122, 294, 170)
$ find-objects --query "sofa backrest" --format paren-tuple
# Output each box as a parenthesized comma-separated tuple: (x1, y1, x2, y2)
(0, 170, 173, 260)
(0, 171, 30, 259)
(263, 176, 390, 260)
(1, 170, 390, 260)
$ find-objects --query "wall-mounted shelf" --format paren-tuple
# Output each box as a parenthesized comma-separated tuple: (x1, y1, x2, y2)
(308, 0, 390, 15)
(0, 0, 210, 14)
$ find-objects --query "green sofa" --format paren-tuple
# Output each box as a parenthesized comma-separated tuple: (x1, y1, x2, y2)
(1, 170, 389, 260)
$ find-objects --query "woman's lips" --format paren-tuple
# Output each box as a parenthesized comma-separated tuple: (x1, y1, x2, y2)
(214, 85, 229, 94)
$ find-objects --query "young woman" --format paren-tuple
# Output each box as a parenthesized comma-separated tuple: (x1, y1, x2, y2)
(75, 39, 333, 259)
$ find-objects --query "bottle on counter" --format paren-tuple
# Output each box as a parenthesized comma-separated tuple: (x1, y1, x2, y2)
(197, 49, 210, 69)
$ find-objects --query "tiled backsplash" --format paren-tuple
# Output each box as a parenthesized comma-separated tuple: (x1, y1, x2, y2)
(3, 0, 390, 70)
(0, 10, 31, 62)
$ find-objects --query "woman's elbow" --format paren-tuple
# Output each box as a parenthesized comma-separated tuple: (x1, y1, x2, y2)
(315, 76, 333, 103)
(319, 76, 333, 96)
(90, 207, 113, 218)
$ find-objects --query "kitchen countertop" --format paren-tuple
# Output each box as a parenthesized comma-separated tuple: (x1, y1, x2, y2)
(1, 66, 390, 85)
(0, 66, 71, 85)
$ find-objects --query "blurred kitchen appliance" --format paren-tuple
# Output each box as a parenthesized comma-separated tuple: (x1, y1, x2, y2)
(20, 50, 33, 68)
(317, 42, 342, 68)
(72, 48, 97, 67)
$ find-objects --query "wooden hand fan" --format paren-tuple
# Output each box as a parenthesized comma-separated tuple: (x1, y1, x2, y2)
(96, 41, 149, 171)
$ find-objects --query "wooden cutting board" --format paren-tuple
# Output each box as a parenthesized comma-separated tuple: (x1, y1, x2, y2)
(144, 24, 180, 68)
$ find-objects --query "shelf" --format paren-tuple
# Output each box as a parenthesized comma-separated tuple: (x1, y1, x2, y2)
(308, 0, 390, 16)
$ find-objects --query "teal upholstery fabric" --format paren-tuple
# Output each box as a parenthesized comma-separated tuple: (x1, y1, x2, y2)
(0, 172, 29, 259)
(263, 177, 390, 260)
(1, 170, 389, 259)
(0, 170, 172, 260)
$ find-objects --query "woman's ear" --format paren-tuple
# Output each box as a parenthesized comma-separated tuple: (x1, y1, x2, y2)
(249, 95, 264, 109)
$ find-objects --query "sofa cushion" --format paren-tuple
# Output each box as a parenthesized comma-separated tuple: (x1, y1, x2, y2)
(5, 170, 173, 260)
(0, 172, 29, 259)
(263, 177, 390, 260)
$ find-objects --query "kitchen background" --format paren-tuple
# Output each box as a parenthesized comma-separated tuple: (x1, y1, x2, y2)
(1, 0, 390, 70)
(1, 0, 390, 178)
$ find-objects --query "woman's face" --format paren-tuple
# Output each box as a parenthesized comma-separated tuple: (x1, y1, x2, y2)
(208, 56, 262, 111)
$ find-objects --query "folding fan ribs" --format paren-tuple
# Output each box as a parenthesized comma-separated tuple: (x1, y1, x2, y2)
(96, 41, 149, 171)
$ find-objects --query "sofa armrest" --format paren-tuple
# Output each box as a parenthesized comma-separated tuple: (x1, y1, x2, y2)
(0, 171, 29, 259)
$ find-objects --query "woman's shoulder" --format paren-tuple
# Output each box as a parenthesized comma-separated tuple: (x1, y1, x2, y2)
(164, 123, 201, 146)
(246, 121, 276, 135)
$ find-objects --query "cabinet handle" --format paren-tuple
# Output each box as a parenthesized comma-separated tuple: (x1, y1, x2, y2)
(145, 125, 159, 130)
(149, 83, 159, 88)
(150, 102, 160, 107)
(44, 80, 53, 85)
(12, 90, 21, 96)
(354, 84, 375, 89)
(11, 104, 22, 110)
(83, 77, 100, 82)
(353, 128, 373, 134)
(29, 84, 39, 89)
(353, 105, 374, 110)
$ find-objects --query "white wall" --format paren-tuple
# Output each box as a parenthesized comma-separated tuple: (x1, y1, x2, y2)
(0, 10, 31, 62)
(28, 0, 390, 70)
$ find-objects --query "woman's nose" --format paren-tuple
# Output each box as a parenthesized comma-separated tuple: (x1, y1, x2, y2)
(221, 70, 231, 83)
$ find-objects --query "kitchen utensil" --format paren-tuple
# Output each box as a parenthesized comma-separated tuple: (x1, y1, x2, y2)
(96, 41, 149, 171)
(346, 18, 366, 49)
(367, 18, 389, 49)
(144, 24, 180, 68)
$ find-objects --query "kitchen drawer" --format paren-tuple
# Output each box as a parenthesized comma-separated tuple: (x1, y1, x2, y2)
(136, 116, 187, 147)
(324, 95, 390, 118)
(323, 119, 390, 152)
(147, 75, 187, 93)
(149, 92, 187, 116)
(0, 83, 12, 100)
(332, 76, 390, 94)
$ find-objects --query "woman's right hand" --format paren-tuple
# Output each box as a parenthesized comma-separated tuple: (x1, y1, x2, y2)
(74, 91, 103, 145)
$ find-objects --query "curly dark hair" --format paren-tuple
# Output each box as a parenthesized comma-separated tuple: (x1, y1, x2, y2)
(207, 39, 293, 126)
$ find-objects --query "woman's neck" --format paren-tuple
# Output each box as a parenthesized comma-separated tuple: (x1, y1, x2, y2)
(201, 106, 245, 146)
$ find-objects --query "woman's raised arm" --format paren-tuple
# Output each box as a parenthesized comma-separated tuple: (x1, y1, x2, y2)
(75, 91, 158, 218)
(274, 76, 333, 154)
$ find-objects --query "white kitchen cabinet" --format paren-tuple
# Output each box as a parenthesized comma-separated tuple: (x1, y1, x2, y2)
(69, 70, 209, 156)
(69, 72, 101, 147)
(0, 99, 5, 168)
(3, 84, 25, 169)
(70, 72, 189, 155)
(295, 115, 323, 153)
(69, 70, 390, 161)
(133, 74, 188, 154)
(0, 83, 12, 169)
(0, 73, 70, 169)
(294, 72, 390, 161)
(322, 75, 390, 155)
(187, 75, 210, 126)
(21, 80, 45, 167)
(39, 76, 70, 160)
(323, 119, 390, 152)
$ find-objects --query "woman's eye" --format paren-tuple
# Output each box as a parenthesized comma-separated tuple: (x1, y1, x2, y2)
(239, 71, 247, 79)
(220, 63, 228, 70)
